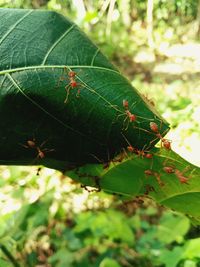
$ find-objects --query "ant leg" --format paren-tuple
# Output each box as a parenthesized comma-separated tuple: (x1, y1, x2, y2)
(56, 66, 72, 89)
(113, 112, 126, 127)
(124, 117, 130, 131)
(42, 148, 55, 154)
(75, 83, 84, 98)
(39, 139, 49, 148)
(19, 143, 30, 149)
(122, 116, 129, 131)
(76, 89, 81, 98)
(64, 84, 71, 103)
(56, 68, 68, 89)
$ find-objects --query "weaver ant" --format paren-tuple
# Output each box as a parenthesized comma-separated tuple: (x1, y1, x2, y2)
(121, 99, 137, 129)
(142, 94, 155, 107)
(144, 169, 164, 186)
(122, 133, 153, 160)
(149, 122, 171, 150)
(144, 184, 155, 195)
(57, 68, 83, 103)
(21, 138, 54, 160)
(91, 149, 128, 170)
(163, 165, 189, 184)
(115, 100, 142, 130)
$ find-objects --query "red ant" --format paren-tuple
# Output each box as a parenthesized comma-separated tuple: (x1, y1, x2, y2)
(120, 99, 154, 133)
(163, 166, 175, 174)
(144, 169, 164, 186)
(175, 169, 189, 184)
(21, 138, 54, 160)
(144, 184, 155, 195)
(123, 100, 129, 109)
(135, 148, 153, 159)
(122, 99, 137, 126)
(142, 94, 155, 107)
(149, 122, 171, 150)
(122, 133, 153, 160)
(163, 165, 189, 184)
(127, 145, 134, 153)
(94, 149, 127, 170)
(121, 134, 136, 155)
(58, 68, 83, 103)
(149, 122, 159, 133)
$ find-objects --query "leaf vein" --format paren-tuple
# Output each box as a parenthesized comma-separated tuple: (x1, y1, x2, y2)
(0, 10, 33, 45)
(91, 48, 100, 66)
(41, 24, 76, 65)
(0, 65, 121, 76)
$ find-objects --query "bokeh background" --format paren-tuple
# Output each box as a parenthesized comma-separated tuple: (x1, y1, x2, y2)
(0, 1, 200, 266)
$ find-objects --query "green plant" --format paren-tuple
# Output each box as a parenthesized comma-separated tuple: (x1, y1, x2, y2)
(0, 9, 199, 225)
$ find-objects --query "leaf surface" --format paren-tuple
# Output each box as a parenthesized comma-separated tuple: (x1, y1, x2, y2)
(67, 148, 200, 221)
(0, 8, 169, 168)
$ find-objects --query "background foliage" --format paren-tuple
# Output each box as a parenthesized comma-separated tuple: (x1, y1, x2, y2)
(0, 0, 200, 266)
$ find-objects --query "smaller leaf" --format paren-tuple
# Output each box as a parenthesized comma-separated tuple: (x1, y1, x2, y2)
(159, 247, 184, 267)
(183, 238, 200, 259)
(156, 212, 190, 244)
(99, 258, 121, 267)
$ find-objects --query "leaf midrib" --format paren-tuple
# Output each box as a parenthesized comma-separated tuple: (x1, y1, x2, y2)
(158, 190, 200, 204)
(0, 65, 121, 76)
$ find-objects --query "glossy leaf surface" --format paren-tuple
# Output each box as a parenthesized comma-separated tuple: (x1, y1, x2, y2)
(0, 8, 169, 168)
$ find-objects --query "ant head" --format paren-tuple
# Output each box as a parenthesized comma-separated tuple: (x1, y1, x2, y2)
(145, 153, 153, 159)
(129, 114, 136, 122)
(150, 122, 159, 133)
(144, 169, 153, 176)
(163, 166, 174, 174)
(179, 177, 188, 184)
(123, 99, 129, 109)
(69, 71, 76, 77)
(38, 151, 45, 159)
(127, 145, 134, 153)
(27, 140, 36, 148)
(163, 139, 171, 150)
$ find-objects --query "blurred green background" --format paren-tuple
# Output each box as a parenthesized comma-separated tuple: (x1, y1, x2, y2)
(0, 1, 200, 266)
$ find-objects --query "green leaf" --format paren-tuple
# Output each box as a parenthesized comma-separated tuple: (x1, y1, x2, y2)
(159, 246, 184, 267)
(67, 148, 200, 221)
(183, 238, 200, 259)
(99, 258, 121, 267)
(0, 258, 13, 267)
(183, 260, 197, 267)
(48, 248, 74, 267)
(0, 8, 169, 169)
(0, 205, 28, 240)
(74, 209, 134, 245)
(156, 212, 190, 244)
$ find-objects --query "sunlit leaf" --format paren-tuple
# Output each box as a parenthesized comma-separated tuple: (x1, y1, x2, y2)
(67, 148, 200, 221)
(99, 258, 121, 267)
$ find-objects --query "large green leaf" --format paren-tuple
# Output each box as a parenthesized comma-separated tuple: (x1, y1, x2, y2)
(0, 8, 169, 169)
